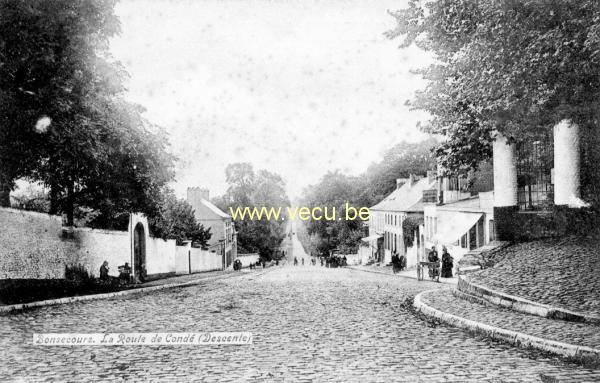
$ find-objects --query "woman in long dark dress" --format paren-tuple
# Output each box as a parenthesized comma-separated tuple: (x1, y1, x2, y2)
(391, 253, 401, 274)
(441, 246, 454, 278)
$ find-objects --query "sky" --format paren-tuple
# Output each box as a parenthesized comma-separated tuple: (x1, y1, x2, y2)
(109, 0, 432, 200)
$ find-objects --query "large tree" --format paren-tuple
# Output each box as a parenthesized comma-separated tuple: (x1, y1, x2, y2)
(214, 163, 289, 260)
(386, 0, 600, 180)
(0, 0, 175, 223)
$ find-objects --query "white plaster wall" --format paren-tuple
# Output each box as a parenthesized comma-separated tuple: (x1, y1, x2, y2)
(405, 231, 420, 269)
(146, 237, 176, 275)
(235, 254, 259, 267)
(72, 228, 130, 278)
(175, 245, 191, 275)
(190, 248, 222, 273)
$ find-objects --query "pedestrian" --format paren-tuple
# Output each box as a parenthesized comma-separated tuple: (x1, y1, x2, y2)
(391, 252, 401, 274)
(99, 261, 109, 281)
(399, 254, 406, 271)
(428, 246, 440, 281)
(320, 257, 324, 266)
(302, 258, 304, 266)
(294, 257, 298, 266)
(262, 259, 266, 268)
(441, 246, 454, 278)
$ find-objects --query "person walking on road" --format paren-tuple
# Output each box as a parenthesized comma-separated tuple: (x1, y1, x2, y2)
(302, 258, 304, 266)
(441, 246, 454, 278)
(428, 246, 440, 281)
(391, 252, 401, 274)
(294, 257, 298, 266)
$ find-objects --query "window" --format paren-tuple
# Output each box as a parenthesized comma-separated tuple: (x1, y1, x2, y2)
(517, 134, 553, 211)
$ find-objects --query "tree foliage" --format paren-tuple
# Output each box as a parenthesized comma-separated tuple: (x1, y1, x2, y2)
(148, 189, 212, 247)
(0, 0, 176, 225)
(300, 139, 435, 255)
(386, 0, 600, 174)
(214, 163, 290, 260)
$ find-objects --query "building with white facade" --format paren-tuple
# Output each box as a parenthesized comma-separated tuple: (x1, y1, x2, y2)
(366, 173, 436, 268)
(187, 187, 237, 269)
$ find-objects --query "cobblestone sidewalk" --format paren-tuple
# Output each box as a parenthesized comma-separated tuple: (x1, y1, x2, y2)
(419, 288, 600, 350)
(469, 236, 600, 316)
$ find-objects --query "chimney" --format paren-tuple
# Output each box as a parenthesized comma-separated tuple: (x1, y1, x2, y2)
(409, 174, 416, 187)
(396, 178, 409, 190)
(187, 187, 210, 209)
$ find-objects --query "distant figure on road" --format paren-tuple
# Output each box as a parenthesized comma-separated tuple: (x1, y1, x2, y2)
(99, 261, 109, 281)
(302, 258, 304, 266)
(441, 246, 454, 278)
(261, 259, 266, 268)
(320, 257, 324, 266)
(294, 257, 298, 266)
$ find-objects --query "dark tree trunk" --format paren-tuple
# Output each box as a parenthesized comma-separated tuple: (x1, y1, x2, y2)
(0, 182, 11, 207)
(49, 183, 60, 215)
(66, 181, 74, 226)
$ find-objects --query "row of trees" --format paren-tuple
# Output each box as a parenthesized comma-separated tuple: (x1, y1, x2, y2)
(0, 0, 211, 246)
(299, 139, 436, 255)
(386, 0, 600, 201)
(213, 163, 290, 260)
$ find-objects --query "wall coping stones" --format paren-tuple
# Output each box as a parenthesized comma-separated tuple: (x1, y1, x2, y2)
(0, 206, 61, 221)
(458, 275, 600, 325)
(413, 288, 600, 364)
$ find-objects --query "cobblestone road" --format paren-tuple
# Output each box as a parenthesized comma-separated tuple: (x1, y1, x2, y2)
(2, 266, 600, 382)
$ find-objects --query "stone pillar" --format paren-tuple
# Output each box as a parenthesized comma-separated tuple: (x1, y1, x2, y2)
(493, 134, 518, 207)
(553, 119, 580, 206)
(492, 133, 518, 241)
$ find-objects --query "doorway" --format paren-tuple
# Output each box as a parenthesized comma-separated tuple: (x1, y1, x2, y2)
(134, 222, 146, 282)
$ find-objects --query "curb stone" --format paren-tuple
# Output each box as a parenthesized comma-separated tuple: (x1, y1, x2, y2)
(413, 288, 600, 364)
(458, 275, 600, 325)
(347, 266, 457, 285)
(0, 269, 272, 315)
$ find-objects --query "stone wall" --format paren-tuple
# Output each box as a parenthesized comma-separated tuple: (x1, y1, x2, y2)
(0, 208, 75, 279)
(0, 207, 197, 281)
(71, 228, 130, 278)
(493, 205, 597, 242)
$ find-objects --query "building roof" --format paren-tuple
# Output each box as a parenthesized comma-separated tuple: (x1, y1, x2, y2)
(200, 199, 230, 219)
(370, 177, 435, 213)
(437, 191, 494, 213)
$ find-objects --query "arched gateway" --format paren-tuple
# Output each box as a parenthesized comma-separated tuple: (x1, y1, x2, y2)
(129, 213, 149, 283)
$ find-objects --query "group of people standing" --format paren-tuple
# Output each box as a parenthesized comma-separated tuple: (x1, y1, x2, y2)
(427, 245, 454, 279)
(391, 252, 406, 274)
